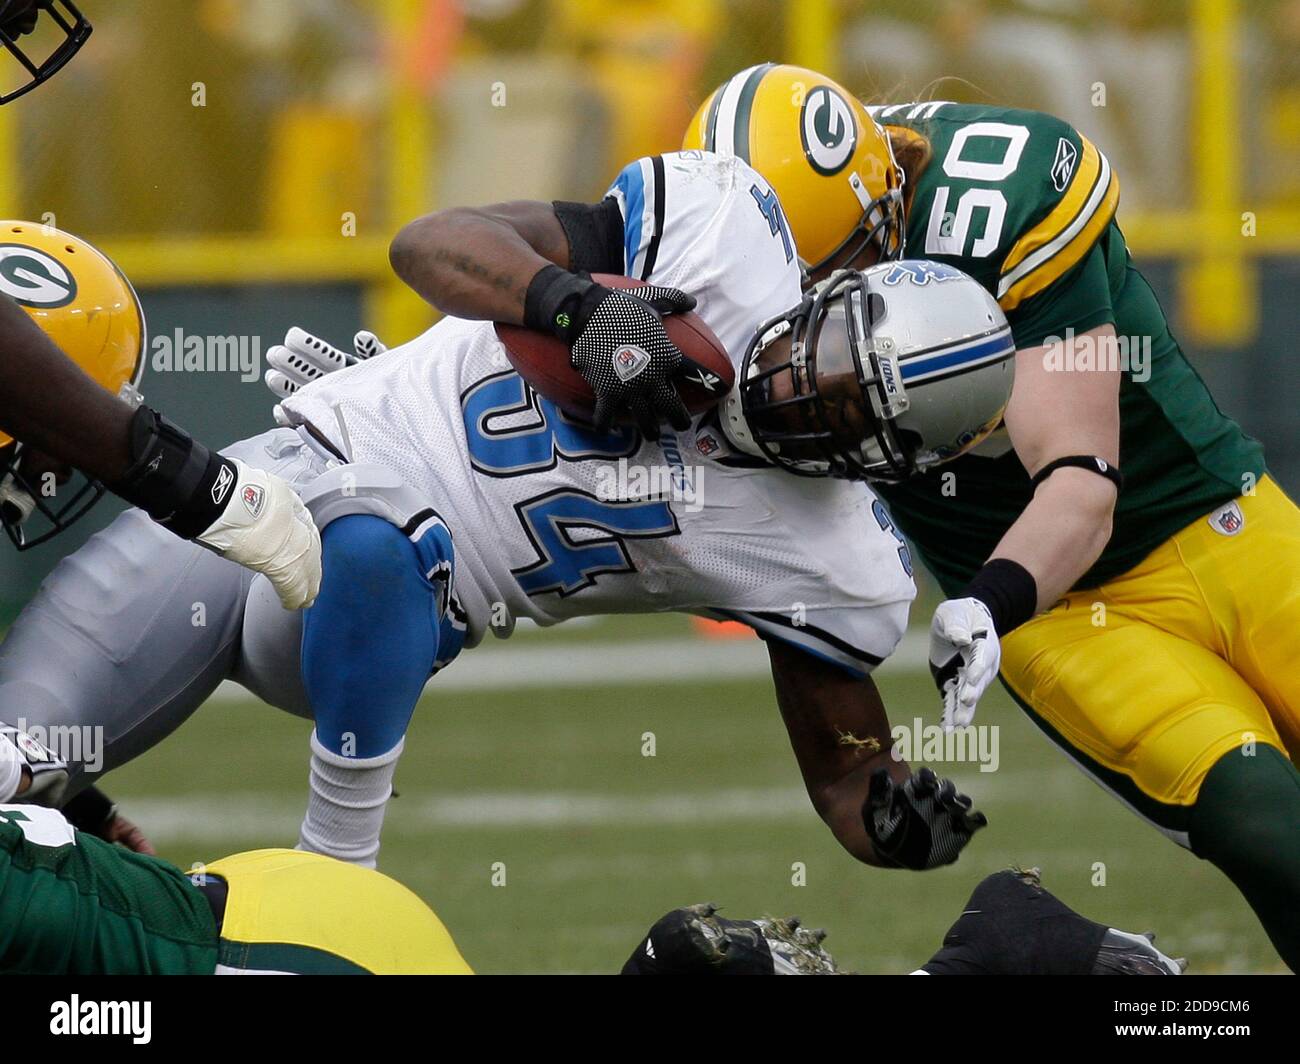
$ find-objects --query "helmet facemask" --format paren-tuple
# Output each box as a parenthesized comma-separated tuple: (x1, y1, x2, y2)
(803, 166, 907, 279)
(736, 270, 916, 483)
(0, 0, 91, 105)
(0, 441, 105, 550)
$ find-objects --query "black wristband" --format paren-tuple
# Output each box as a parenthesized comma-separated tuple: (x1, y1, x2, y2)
(523, 264, 601, 344)
(62, 785, 117, 835)
(113, 406, 237, 540)
(1030, 455, 1123, 493)
(959, 558, 1038, 636)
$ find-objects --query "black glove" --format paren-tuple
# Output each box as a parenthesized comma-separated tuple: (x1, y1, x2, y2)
(865, 766, 987, 870)
(0, 2, 39, 37)
(525, 264, 696, 439)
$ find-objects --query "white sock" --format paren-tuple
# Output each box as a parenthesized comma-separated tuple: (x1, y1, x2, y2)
(296, 730, 404, 869)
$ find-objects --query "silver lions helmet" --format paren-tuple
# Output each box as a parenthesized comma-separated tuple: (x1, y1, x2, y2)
(724, 260, 1015, 483)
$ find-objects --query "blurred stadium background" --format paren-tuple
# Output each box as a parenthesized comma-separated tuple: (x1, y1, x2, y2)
(1, 0, 1296, 971)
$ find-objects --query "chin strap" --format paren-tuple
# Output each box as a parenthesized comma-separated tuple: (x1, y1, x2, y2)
(719, 382, 764, 458)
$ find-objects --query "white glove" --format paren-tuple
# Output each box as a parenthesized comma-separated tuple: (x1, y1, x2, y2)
(928, 597, 1001, 731)
(195, 457, 322, 610)
(0, 723, 68, 805)
(265, 326, 387, 400)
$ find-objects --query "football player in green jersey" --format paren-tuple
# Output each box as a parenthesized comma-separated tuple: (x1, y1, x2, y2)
(688, 64, 1299, 971)
(0, 1, 322, 856)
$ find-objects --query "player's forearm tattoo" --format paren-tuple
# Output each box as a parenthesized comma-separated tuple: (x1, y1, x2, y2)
(428, 245, 527, 300)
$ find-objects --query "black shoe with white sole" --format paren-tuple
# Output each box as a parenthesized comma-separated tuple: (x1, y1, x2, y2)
(621, 903, 839, 975)
(921, 867, 1186, 975)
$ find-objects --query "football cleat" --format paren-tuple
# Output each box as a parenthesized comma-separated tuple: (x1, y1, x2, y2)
(922, 867, 1186, 975)
(1093, 928, 1187, 976)
(621, 903, 840, 975)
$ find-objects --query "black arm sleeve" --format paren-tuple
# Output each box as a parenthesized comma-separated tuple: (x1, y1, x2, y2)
(553, 198, 625, 275)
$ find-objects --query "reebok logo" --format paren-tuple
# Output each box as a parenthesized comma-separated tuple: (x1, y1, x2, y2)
(1051, 137, 1078, 192)
(682, 366, 722, 393)
(210, 464, 235, 507)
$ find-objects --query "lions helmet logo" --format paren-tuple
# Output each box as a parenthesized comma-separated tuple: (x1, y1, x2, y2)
(800, 85, 857, 176)
(0, 244, 76, 308)
(878, 355, 901, 398)
(880, 261, 966, 287)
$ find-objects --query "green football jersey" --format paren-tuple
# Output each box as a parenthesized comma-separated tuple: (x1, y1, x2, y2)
(0, 804, 217, 974)
(865, 101, 1266, 593)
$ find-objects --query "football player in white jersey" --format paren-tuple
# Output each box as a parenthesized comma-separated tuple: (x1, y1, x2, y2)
(0, 150, 1010, 875)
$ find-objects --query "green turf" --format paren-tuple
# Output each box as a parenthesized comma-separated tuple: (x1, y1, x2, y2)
(102, 626, 1283, 974)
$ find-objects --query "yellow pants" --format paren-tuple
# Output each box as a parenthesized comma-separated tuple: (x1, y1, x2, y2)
(1000, 476, 1300, 843)
(202, 849, 473, 974)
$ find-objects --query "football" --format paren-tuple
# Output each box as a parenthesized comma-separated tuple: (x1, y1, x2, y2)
(494, 273, 735, 423)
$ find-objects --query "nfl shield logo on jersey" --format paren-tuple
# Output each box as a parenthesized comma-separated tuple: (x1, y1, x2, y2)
(1208, 500, 1245, 536)
(695, 431, 720, 457)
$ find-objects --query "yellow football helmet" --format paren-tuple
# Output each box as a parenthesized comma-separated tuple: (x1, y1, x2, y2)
(0, 221, 145, 549)
(684, 63, 905, 276)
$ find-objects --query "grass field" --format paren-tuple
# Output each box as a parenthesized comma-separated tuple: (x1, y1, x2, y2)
(103, 614, 1282, 974)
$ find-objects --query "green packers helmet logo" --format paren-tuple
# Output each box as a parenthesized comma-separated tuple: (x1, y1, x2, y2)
(800, 85, 857, 176)
(0, 244, 76, 307)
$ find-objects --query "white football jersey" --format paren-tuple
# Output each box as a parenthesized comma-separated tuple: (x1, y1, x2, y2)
(282, 151, 915, 675)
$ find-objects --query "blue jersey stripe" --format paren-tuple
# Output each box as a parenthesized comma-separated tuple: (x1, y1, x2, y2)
(611, 159, 646, 275)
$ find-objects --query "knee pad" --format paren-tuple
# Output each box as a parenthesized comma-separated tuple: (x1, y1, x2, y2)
(319, 513, 420, 594)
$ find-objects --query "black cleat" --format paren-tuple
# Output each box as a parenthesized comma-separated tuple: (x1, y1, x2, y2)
(923, 867, 1186, 975)
(621, 903, 839, 975)
(1093, 928, 1186, 975)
